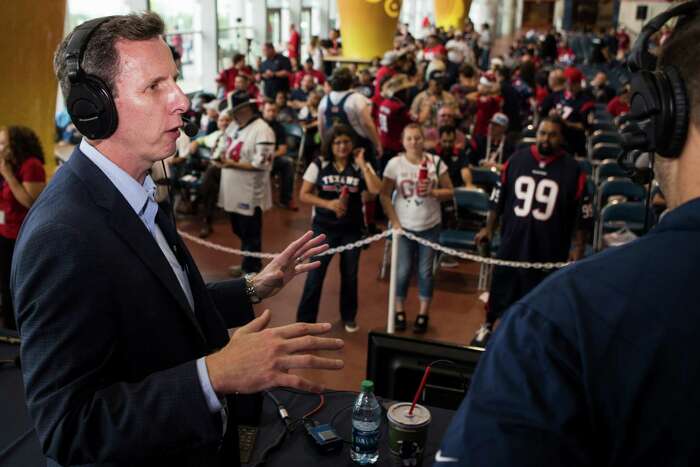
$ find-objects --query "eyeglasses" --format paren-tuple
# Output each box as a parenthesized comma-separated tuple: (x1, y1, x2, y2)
(332, 139, 353, 146)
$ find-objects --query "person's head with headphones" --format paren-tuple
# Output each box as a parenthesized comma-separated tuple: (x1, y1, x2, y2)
(641, 3, 700, 210)
(53, 13, 190, 182)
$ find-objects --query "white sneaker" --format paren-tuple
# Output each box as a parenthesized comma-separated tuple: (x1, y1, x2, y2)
(344, 321, 359, 333)
(470, 323, 492, 349)
(440, 256, 459, 268)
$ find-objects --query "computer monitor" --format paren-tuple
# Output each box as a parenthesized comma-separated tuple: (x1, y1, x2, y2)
(366, 331, 483, 411)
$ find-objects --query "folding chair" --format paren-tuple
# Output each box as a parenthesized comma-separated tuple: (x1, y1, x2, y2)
(590, 121, 617, 133)
(469, 167, 500, 195)
(596, 159, 628, 184)
(596, 202, 648, 250)
(590, 130, 623, 147)
(436, 189, 495, 290)
(591, 142, 623, 162)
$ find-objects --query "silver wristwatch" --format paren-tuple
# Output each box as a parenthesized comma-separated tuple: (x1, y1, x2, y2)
(244, 273, 261, 304)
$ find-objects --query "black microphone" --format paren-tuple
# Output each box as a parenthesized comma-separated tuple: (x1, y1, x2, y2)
(180, 117, 198, 138)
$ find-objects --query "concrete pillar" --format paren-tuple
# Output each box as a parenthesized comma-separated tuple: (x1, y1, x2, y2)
(469, 0, 497, 32)
(1, 0, 65, 175)
(318, 0, 330, 38)
(435, 1, 473, 30)
(200, 0, 218, 93)
(126, 0, 148, 12)
(248, 0, 268, 52)
(563, 0, 575, 31)
(336, 0, 403, 60)
(500, 0, 517, 36)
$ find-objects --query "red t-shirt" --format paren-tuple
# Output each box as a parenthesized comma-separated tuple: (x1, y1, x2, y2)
(607, 96, 630, 117)
(473, 95, 503, 138)
(376, 98, 413, 152)
(216, 66, 254, 94)
(0, 157, 45, 239)
(374, 66, 396, 98)
(288, 30, 301, 60)
(423, 45, 446, 61)
(292, 69, 326, 88)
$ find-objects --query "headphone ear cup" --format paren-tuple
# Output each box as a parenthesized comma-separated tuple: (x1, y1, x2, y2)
(659, 65, 689, 158)
(66, 74, 118, 140)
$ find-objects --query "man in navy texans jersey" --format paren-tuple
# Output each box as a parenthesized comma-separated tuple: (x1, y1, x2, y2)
(470, 116, 591, 347)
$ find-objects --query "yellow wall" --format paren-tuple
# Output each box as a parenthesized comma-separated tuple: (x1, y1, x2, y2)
(0, 0, 66, 175)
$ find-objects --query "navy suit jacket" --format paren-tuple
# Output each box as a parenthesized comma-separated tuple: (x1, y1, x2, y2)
(11, 148, 254, 466)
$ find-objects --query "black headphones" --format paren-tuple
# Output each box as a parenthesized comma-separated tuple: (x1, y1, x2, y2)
(622, 0, 700, 158)
(64, 16, 119, 140)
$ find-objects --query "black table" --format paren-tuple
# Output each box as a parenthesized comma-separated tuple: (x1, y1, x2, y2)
(0, 339, 42, 467)
(0, 339, 456, 467)
(245, 388, 455, 466)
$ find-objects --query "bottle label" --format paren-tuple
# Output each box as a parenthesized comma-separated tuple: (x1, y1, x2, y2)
(352, 427, 379, 454)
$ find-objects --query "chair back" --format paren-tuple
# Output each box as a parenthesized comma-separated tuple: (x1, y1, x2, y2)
(599, 178, 646, 206)
(469, 168, 500, 193)
(591, 142, 623, 161)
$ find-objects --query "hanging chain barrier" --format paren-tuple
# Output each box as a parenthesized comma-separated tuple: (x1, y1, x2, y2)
(178, 229, 570, 270)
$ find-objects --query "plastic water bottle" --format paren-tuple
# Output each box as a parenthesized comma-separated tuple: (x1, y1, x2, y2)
(351, 380, 381, 464)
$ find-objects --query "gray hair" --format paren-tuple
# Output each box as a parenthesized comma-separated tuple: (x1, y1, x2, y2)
(54, 12, 165, 100)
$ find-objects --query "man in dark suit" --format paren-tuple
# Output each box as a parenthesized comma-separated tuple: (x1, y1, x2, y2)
(11, 13, 344, 467)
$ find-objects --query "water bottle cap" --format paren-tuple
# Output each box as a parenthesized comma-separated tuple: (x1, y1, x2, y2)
(360, 380, 374, 393)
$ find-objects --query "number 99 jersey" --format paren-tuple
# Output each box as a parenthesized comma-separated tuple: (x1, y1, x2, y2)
(491, 145, 591, 262)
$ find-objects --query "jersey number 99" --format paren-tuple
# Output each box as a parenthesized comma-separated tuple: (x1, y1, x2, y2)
(513, 176, 559, 221)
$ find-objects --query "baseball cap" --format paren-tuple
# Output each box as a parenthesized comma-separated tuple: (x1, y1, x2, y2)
(490, 112, 509, 128)
(564, 66, 584, 84)
(381, 50, 399, 66)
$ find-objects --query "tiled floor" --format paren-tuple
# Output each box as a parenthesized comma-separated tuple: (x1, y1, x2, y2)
(176, 197, 488, 393)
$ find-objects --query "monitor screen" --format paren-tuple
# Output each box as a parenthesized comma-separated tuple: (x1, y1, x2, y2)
(366, 331, 483, 411)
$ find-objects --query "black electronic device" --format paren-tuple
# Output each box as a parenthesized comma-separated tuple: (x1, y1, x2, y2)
(63, 16, 119, 140)
(366, 331, 482, 411)
(303, 420, 343, 454)
(235, 392, 263, 464)
(622, 0, 700, 159)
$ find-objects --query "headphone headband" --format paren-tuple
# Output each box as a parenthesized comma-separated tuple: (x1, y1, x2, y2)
(629, 0, 700, 72)
(65, 16, 116, 84)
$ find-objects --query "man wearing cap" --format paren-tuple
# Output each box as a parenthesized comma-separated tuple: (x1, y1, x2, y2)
(375, 51, 401, 99)
(467, 72, 503, 138)
(218, 91, 275, 276)
(376, 74, 415, 170)
(543, 66, 595, 158)
(411, 70, 458, 129)
(471, 112, 516, 171)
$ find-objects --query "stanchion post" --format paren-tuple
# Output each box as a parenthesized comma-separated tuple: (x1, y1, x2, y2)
(387, 229, 400, 333)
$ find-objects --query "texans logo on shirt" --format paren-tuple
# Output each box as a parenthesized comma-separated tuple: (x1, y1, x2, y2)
(227, 141, 243, 162)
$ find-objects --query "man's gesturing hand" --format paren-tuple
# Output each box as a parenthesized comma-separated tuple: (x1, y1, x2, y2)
(253, 230, 329, 300)
(205, 309, 344, 394)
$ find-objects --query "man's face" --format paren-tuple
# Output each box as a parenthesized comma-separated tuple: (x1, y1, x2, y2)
(301, 75, 314, 91)
(536, 121, 562, 155)
(234, 76, 248, 91)
(490, 123, 506, 139)
(439, 131, 455, 150)
(263, 103, 278, 121)
(109, 38, 189, 163)
(437, 108, 455, 127)
(275, 92, 286, 107)
(592, 73, 607, 87)
(264, 45, 275, 59)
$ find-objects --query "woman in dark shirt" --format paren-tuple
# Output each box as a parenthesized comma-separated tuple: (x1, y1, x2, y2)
(296, 124, 381, 331)
(0, 126, 46, 330)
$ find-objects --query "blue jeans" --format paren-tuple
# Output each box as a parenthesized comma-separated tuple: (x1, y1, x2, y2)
(395, 225, 440, 301)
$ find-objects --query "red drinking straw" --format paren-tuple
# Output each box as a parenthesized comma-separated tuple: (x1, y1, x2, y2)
(408, 365, 432, 416)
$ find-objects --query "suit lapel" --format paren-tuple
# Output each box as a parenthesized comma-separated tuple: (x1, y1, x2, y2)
(67, 150, 207, 344)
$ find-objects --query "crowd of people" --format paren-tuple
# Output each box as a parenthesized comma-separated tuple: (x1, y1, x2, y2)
(33, 18, 655, 342)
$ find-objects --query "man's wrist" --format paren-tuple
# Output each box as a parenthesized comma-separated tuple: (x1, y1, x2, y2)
(244, 273, 262, 303)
